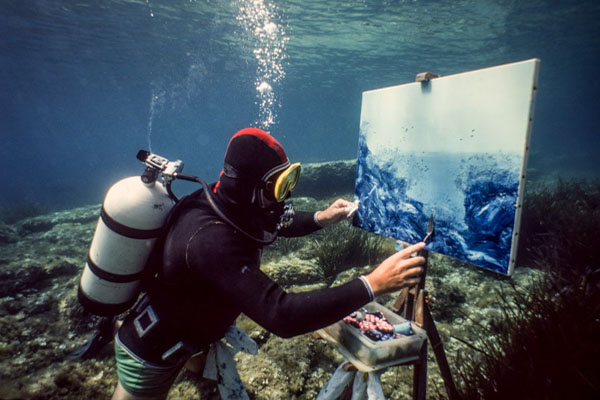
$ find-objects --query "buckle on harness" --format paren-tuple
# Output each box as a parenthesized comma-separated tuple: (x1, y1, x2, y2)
(134, 305, 159, 338)
(161, 341, 197, 363)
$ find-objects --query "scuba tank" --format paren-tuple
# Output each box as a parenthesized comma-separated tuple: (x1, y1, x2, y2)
(78, 149, 284, 317)
(77, 151, 181, 316)
(70, 148, 288, 359)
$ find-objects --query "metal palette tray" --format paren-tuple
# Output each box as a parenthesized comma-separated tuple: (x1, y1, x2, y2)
(317, 301, 427, 372)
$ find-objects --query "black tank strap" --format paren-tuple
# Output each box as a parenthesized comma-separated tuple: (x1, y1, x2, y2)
(139, 189, 206, 290)
(100, 207, 162, 239)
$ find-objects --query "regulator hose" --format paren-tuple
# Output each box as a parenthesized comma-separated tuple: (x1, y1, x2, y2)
(173, 173, 277, 246)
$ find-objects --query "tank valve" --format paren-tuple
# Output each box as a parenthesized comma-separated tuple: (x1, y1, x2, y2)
(136, 150, 184, 185)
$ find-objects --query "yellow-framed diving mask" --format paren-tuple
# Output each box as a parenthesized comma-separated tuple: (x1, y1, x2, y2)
(262, 162, 301, 203)
(273, 162, 301, 202)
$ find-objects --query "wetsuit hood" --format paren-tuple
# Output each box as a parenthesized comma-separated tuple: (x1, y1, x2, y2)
(213, 128, 290, 234)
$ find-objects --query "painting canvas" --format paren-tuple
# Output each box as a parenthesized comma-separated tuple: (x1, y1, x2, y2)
(354, 59, 539, 275)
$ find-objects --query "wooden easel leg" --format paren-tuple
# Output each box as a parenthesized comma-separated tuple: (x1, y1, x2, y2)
(405, 288, 415, 320)
(413, 341, 427, 400)
(395, 248, 459, 400)
(422, 302, 460, 400)
(392, 287, 409, 316)
(393, 286, 418, 320)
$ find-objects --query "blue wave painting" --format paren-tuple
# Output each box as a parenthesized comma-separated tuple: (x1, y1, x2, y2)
(352, 60, 539, 276)
(354, 131, 520, 274)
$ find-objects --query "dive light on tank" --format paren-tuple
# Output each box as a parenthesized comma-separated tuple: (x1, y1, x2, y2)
(77, 151, 182, 316)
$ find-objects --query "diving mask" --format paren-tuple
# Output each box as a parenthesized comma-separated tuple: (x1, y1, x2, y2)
(272, 162, 301, 202)
(263, 162, 301, 202)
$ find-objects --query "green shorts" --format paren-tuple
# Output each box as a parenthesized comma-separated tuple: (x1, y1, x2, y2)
(114, 338, 184, 398)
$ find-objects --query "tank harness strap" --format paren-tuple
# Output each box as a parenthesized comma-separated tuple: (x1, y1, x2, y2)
(101, 206, 162, 240)
(139, 193, 202, 289)
(87, 254, 144, 283)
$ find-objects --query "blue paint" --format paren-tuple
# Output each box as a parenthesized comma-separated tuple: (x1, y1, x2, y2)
(354, 132, 521, 275)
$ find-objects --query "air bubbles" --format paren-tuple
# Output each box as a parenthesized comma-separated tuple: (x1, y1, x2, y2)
(236, 0, 288, 130)
(146, 87, 166, 152)
(254, 21, 277, 37)
(262, 21, 277, 35)
(145, 0, 154, 17)
(257, 81, 273, 94)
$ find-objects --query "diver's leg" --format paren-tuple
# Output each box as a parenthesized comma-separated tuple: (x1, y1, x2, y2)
(111, 381, 165, 400)
(184, 351, 208, 375)
(113, 338, 181, 400)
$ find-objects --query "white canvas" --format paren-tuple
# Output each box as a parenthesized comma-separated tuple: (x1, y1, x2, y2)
(354, 59, 539, 275)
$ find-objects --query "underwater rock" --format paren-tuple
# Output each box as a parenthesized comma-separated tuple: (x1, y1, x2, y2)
(293, 160, 356, 199)
(0, 263, 52, 298)
(16, 218, 55, 235)
(262, 256, 324, 287)
(15, 205, 99, 236)
(236, 333, 342, 399)
(0, 222, 18, 244)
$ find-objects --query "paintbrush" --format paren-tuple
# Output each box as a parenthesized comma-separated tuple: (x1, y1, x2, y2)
(423, 213, 434, 244)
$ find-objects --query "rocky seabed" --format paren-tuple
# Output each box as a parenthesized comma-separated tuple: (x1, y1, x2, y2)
(0, 194, 540, 399)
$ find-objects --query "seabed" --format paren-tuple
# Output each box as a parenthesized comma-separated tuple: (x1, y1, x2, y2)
(0, 161, 596, 399)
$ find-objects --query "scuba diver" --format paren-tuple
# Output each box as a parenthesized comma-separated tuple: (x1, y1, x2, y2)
(109, 128, 426, 400)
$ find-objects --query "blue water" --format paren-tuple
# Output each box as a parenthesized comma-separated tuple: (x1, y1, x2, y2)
(1, 0, 599, 211)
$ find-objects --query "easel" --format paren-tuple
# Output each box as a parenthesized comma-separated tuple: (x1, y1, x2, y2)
(391, 246, 459, 400)
(321, 72, 461, 399)
(388, 72, 459, 399)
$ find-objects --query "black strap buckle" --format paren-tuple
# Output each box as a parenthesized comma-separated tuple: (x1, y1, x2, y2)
(133, 305, 159, 338)
(161, 341, 197, 363)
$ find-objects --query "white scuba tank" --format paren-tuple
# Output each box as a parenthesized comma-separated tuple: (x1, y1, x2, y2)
(78, 175, 175, 316)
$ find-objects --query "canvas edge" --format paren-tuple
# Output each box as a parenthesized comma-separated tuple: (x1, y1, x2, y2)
(361, 58, 543, 95)
(507, 58, 541, 276)
(353, 90, 367, 204)
(352, 91, 369, 229)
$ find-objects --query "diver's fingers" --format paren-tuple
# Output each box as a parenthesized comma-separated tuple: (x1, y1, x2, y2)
(399, 266, 424, 279)
(332, 198, 353, 208)
(403, 277, 421, 287)
(387, 242, 426, 263)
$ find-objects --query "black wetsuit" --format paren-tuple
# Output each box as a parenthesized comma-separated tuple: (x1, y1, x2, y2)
(117, 189, 371, 366)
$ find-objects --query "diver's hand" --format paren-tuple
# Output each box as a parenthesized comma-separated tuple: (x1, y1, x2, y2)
(316, 199, 355, 227)
(365, 242, 426, 296)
